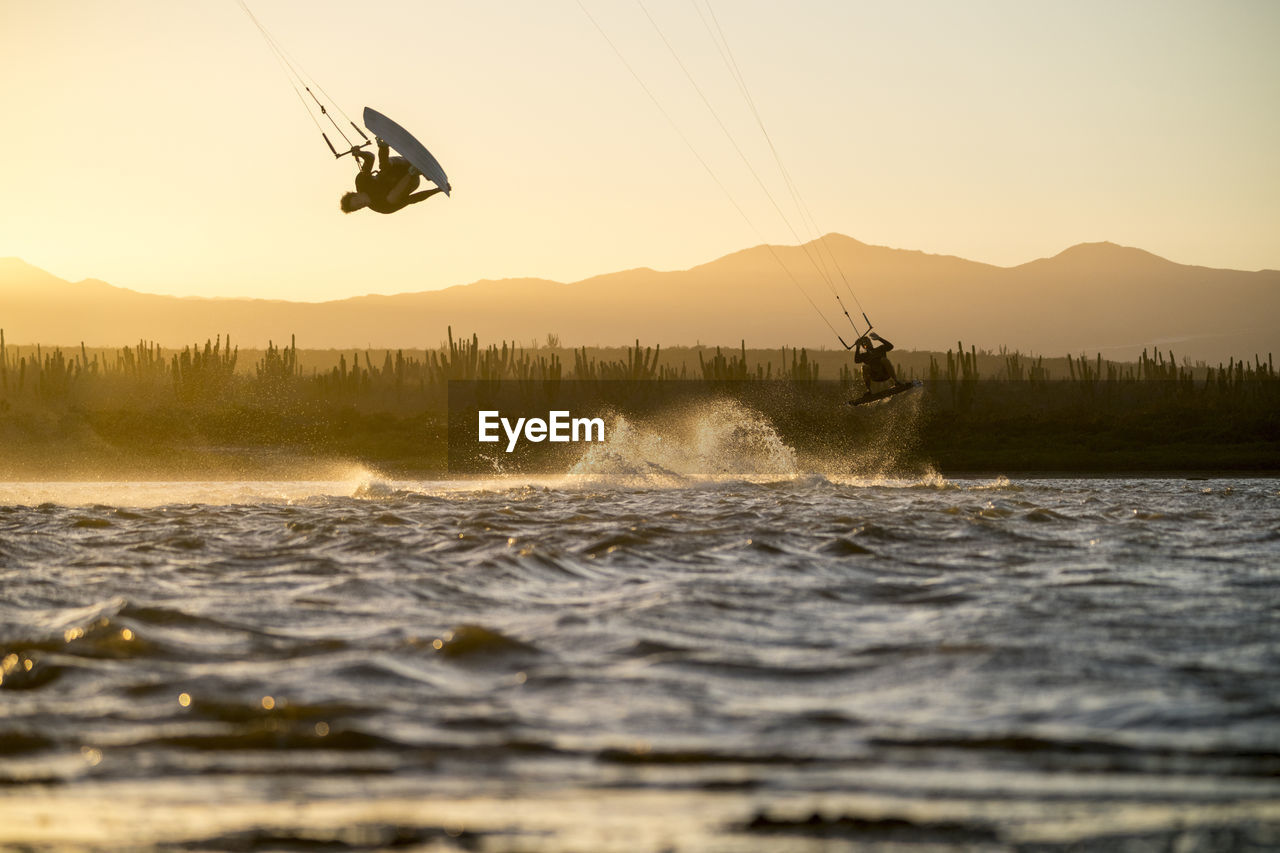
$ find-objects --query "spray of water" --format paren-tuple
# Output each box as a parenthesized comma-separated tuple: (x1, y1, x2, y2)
(0, 394, 953, 504)
(808, 388, 948, 487)
(567, 398, 800, 486)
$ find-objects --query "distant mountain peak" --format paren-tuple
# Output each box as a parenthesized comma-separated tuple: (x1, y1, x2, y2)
(1052, 241, 1169, 264)
(1007, 241, 1176, 275)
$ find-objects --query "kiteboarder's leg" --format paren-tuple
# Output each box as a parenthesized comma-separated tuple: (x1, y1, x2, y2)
(385, 169, 422, 207)
(865, 357, 901, 391)
(861, 365, 875, 394)
(883, 361, 909, 388)
(404, 187, 445, 206)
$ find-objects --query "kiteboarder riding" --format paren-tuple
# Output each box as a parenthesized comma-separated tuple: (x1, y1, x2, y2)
(340, 137, 444, 214)
(853, 333, 907, 399)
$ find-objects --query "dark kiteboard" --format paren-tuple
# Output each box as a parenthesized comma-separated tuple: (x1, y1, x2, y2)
(363, 107, 451, 195)
(847, 379, 923, 407)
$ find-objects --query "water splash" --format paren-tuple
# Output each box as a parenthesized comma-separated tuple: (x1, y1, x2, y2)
(844, 388, 927, 477)
(807, 389, 944, 486)
(568, 399, 800, 485)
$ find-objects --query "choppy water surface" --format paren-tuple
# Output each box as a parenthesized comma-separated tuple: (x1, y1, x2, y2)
(2, 473, 1278, 851)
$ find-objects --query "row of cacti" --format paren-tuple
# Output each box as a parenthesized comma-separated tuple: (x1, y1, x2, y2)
(1062, 349, 1276, 390)
(1001, 347, 1050, 382)
(0, 330, 240, 401)
(1, 327, 1275, 408)
(573, 339, 671, 380)
(696, 341, 822, 381)
(920, 341, 1276, 388)
(425, 328, 564, 384)
(929, 342, 981, 384)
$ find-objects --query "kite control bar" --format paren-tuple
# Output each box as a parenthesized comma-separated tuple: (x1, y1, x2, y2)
(323, 132, 373, 161)
(837, 313, 874, 351)
(322, 119, 373, 160)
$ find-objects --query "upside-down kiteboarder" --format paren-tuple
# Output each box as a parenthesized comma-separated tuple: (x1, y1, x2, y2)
(340, 137, 445, 215)
(236, 1, 451, 216)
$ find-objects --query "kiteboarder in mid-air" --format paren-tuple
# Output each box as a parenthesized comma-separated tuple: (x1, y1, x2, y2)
(340, 137, 445, 214)
(852, 333, 909, 402)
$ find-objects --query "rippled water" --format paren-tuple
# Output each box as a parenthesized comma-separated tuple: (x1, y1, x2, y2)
(2, 472, 1278, 851)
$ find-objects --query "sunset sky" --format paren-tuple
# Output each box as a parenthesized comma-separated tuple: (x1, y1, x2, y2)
(1, 0, 1277, 301)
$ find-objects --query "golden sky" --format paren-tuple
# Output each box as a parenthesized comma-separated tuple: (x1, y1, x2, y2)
(1, 0, 1277, 301)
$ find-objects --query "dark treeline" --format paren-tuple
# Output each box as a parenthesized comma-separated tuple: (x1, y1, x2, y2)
(1, 328, 1276, 476)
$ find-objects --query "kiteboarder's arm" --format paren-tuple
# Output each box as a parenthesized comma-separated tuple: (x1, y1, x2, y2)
(870, 333, 894, 354)
(353, 148, 374, 174)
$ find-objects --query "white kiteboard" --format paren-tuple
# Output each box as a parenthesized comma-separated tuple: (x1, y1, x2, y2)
(363, 107, 451, 196)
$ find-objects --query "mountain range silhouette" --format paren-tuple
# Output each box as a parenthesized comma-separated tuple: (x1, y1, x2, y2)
(3, 235, 1276, 363)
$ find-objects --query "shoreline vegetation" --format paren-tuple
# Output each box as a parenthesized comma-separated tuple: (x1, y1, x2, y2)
(1, 328, 1276, 479)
